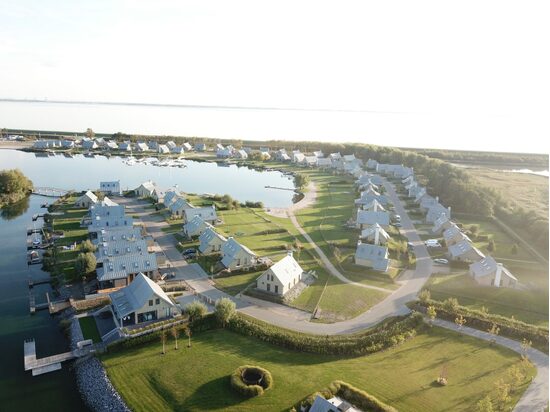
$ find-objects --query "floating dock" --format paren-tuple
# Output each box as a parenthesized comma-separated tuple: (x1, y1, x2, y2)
(24, 339, 79, 376)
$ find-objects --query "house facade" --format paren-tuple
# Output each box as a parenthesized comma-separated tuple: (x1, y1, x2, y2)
(256, 253, 303, 296)
(110, 273, 178, 327)
(198, 227, 227, 254)
(220, 237, 257, 270)
(469, 256, 518, 288)
(75, 190, 98, 208)
(100, 180, 122, 195)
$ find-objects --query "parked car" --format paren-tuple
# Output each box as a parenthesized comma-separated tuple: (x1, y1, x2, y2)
(425, 239, 442, 248)
(434, 258, 449, 265)
(183, 248, 196, 255)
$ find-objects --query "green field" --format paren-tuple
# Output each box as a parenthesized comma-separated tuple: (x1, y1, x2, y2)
(78, 316, 102, 343)
(102, 328, 533, 412)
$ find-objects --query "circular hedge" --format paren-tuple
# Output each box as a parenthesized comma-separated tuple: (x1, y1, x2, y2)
(230, 365, 273, 397)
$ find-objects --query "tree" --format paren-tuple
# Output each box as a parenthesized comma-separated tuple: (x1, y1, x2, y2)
(476, 395, 494, 412)
(294, 173, 309, 189)
(215, 297, 236, 328)
(0, 169, 33, 206)
(507, 365, 525, 392)
(493, 379, 511, 410)
(85, 128, 95, 138)
(79, 239, 96, 253)
(511, 243, 518, 255)
(454, 314, 466, 330)
(185, 301, 207, 322)
(520, 338, 532, 360)
(171, 327, 179, 350)
(184, 326, 192, 348)
(427, 306, 437, 326)
(487, 239, 496, 253)
(469, 224, 479, 234)
(75, 252, 97, 275)
(419, 289, 431, 303)
(160, 330, 167, 355)
(487, 323, 500, 346)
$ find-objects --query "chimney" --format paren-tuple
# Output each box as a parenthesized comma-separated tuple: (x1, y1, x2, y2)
(287, 250, 293, 257)
(357, 239, 362, 246)
(374, 227, 380, 245)
(436, 196, 439, 203)
(373, 201, 378, 212)
(494, 263, 503, 288)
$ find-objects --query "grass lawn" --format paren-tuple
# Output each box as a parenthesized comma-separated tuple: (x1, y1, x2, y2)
(78, 316, 102, 343)
(102, 328, 534, 412)
(424, 272, 549, 327)
(214, 270, 263, 296)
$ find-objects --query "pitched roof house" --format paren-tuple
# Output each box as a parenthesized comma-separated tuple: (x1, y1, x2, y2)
(100, 180, 122, 195)
(183, 142, 193, 151)
(292, 152, 306, 163)
(355, 192, 389, 206)
(469, 256, 518, 288)
(110, 273, 178, 326)
(195, 143, 207, 151)
(169, 197, 194, 217)
(316, 157, 333, 168)
(313, 150, 324, 158)
(162, 190, 179, 207)
(135, 142, 149, 152)
(97, 252, 158, 288)
(135, 181, 157, 198)
(256, 253, 303, 296)
(355, 241, 390, 272)
(443, 224, 470, 247)
(95, 238, 149, 263)
(362, 199, 386, 212)
(183, 215, 211, 238)
(432, 215, 454, 234)
(366, 158, 379, 169)
(235, 149, 248, 159)
(75, 190, 98, 208)
(360, 223, 391, 245)
(92, 226, 144, 245)
(426, 203, 451, 223)
(198, 227, 227, 254)
(356, 210, 391, 229)
(447, 240, 485, 262)
(221, 237, 257, 270)
(158, 144, 170, 154)
(182, 205, 218, 224)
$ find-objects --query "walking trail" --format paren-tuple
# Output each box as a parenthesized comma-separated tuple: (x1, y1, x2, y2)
(432, 318, 548, 412)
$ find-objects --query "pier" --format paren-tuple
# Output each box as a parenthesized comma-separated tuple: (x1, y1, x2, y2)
(24, 339, 93, 376)
(265, 185, 296, 191)
(29, 292, 71, 315)
(28, 277, 52, 288)
(32, 187, 70, 197)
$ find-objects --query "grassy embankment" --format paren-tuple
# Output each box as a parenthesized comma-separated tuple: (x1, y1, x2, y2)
(102, 327, 534, 412)
(49, 194, 89, 281)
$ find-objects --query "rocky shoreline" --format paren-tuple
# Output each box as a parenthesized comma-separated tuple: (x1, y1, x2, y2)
(70, 317, 130, 412)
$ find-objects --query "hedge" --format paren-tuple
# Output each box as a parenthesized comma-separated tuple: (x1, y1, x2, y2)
(226, 312, 424, 356)
(106, 311, 425, 357)
(300, 380, 397, 412)
(230, 365, 273, 397)
(412, 300, 549, 353)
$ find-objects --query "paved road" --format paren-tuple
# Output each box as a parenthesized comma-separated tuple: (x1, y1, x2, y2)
(432, 318, 549, 412)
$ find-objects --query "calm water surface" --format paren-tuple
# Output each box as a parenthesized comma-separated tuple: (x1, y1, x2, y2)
(0, 149, 295, 207)
(0, 195, 87, 411)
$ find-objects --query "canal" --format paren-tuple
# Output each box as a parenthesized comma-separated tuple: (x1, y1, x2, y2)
(0, 195, 87, 411)
(0, 148, 296, 411)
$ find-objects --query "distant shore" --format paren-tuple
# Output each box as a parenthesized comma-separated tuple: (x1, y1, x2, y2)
(0, 141, 33, 149)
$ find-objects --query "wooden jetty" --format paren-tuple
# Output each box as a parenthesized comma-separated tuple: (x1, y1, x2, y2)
(28, 277, 52, 288)
(27, 227, 42, 235)
(29, 292, 71, 315)
(32, 187, 70, 197)
(24, 339, 92, 376)
(31, 213, 44, 221)
(265, 185, 296, 191)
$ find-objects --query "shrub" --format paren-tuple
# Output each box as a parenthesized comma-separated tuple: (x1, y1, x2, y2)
(215, 298, 236, 327)
(185, 301, 207, 322)
(299, 380, 396, 412)
(412, 300, 548, 352)
(230, 365, 273, 397)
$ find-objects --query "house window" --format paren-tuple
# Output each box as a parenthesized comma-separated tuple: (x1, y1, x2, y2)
(267, 283, 270, 292)
(149, 300, 153, 306)
(155, 298, 160, 305)
(275, 285, 278, 294)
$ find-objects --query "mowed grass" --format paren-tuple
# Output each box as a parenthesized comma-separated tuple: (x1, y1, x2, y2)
(214, 270, 263, 296)
(78, 316, 102, 343)
(102, 328, 534, 412)
(425, 272, 549, 327)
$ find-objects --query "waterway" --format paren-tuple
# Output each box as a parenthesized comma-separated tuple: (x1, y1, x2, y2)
(0, 195, 87, 411)
(0, 149, 295, 411)
(0, 149, 296, 208)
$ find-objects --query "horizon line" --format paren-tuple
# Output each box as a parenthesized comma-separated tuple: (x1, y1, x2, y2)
(0, 97, 414, 115)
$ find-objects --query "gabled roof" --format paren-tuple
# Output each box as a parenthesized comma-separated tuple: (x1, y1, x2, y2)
(163, 190, 179, 206)
(183, 215, 211, 236)
(95, 238, 148, 263)
(97, 252, 158, 281)
(361, 223, 391, 242)
(355, 242, 389, 271)
(169, 196, 194, 213)
(443, 224, 466, 241)
(448, 240, 485, 259)
(221, 237, 257, 266)
(261, 254, 303, 285)
(110, 273, 174, 318)
(356, 210, 391, 226)
(76, 190, 98, 204)
(137, 181, 156, 193)
(363, 199, 386, 212)
(355, 193, 388, 206)
(183, 205, 217, 222)
(469, 256, 517, 281)
(198, 227, 227, 251)
(92, 226, 144, 244)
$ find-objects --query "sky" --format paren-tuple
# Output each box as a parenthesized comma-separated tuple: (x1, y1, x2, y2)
(0, 0, 549, 154)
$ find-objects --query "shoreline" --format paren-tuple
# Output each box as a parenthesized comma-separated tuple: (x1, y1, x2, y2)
(70, 317, 130, 412)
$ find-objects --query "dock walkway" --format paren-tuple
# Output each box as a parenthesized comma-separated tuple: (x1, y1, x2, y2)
(23, 339, 94, 376)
